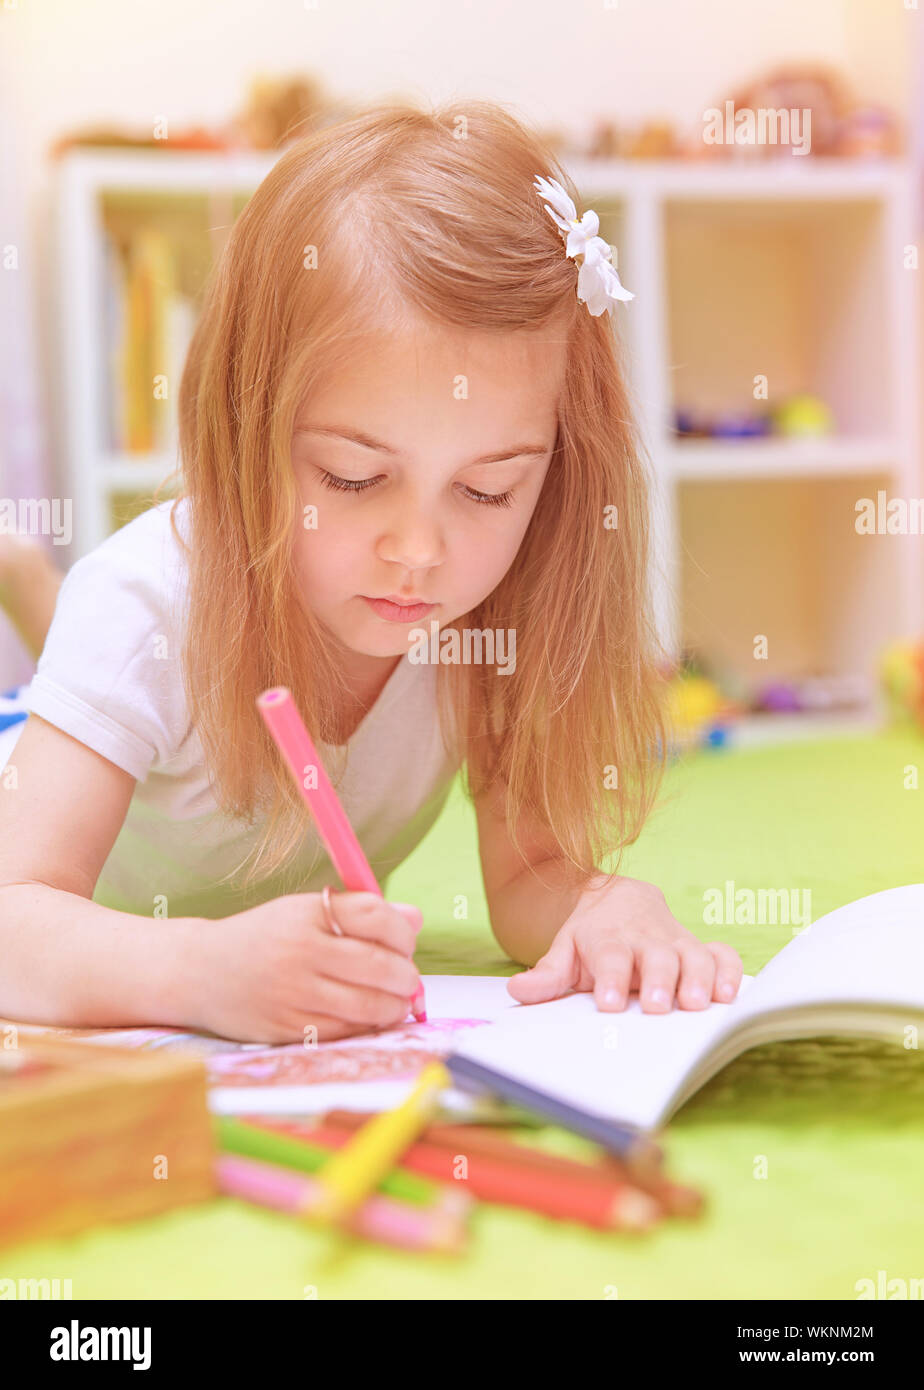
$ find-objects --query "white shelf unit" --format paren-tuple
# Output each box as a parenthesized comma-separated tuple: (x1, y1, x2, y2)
(54, 152, 921, 706)
(567, 157, 922, 701)
(54, 150, 276, 559)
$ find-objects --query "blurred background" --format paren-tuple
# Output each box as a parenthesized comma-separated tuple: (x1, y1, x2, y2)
(1, 0, 922, 749)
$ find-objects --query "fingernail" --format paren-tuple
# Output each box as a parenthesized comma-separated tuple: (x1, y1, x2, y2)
(717, 981, 735, 1000)
(601, 987, 622, 1009)
(687, 987, 708, 1007)
(648, 987, 670, 1009)
(395, 904, 423, 930)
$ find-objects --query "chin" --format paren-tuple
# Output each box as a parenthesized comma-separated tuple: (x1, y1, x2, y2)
(348, 627, 410, 658)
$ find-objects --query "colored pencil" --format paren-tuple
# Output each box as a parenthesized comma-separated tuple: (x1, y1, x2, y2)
(215, 1153, 468, 1253)
(216, 1116, 446, 1207)
(256, 685, 426, 1021)
(320, 1111, 703, 1218)
(302, 1061, 451, 1225)
(270, 1119, 661, 1232)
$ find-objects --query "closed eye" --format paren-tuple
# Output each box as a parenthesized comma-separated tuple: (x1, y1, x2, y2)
(318, 471, 515, 508)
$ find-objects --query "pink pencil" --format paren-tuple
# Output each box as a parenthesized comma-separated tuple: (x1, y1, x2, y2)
(257, 686, 427, 1021)
(216, 1154, 468, 1253)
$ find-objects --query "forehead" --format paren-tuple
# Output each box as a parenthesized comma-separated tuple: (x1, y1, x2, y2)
(297, 319, 568, 436)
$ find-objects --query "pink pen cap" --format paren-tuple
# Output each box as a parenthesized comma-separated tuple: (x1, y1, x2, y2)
(257, 686, 426, 1022)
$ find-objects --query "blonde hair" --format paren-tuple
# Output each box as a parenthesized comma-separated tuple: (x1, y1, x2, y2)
(162, 97, 668, 901)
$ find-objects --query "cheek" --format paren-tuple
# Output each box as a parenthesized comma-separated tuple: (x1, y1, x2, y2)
(292, 517, 354, 598)
(451, 513, 529, 589)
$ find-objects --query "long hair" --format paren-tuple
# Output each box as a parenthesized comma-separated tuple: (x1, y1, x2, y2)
(159, 98, 668, 897)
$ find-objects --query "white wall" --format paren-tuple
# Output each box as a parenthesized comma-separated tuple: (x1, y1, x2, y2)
(5, 0, 915, 196)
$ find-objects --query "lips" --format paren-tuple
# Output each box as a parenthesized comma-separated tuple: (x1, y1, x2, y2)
(362, 596, 437, 623)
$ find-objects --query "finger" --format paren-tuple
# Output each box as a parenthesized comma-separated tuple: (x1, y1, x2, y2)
(304, 973, 418, 1029)
(317, 933, 422, 1001)
(590, 940, 635, 1011)
(637, 944, 681, 1013)
(675, 942, 718, 1011)
(323, 892, 421, 958)
(705, 941, 744, 1002)
(506, 928, 579, 1004)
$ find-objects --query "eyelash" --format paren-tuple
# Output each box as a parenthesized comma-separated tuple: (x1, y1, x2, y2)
(318, 471, 515, 508)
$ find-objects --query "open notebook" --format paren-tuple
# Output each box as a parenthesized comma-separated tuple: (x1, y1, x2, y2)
(447, 883, 924, 1132)
(6, 885, 920, 1124)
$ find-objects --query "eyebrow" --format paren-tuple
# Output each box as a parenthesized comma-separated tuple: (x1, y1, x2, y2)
(294, 425, 551, 466)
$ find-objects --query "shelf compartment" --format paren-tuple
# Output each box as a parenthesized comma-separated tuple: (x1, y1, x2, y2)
(677, 471, 909, 694)
(664, 198, 893, 442)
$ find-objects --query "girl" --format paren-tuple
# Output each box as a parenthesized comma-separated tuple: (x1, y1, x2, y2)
(0, 100, 742, 1043)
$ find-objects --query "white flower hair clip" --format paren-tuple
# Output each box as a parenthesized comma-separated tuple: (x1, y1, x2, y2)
(533, 174, 634, 317)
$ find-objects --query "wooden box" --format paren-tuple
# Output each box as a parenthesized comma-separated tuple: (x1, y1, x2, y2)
(0, 1037, 216, 1248)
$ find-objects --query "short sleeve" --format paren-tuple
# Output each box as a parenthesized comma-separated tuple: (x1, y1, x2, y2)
(27, 506, 190, 782)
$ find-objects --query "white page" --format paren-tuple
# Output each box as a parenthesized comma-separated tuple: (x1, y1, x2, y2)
(731, 882, 924, 1021)
(448, 976, 757, 1131)
(449, 883, 924, 1131)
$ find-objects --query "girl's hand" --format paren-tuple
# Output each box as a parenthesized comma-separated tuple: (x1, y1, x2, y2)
(189, 891, 424, 1043)
(506, 875, 743, 1013)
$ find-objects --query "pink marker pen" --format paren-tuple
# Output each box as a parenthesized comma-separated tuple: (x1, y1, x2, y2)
(257, 686, 427, 1022)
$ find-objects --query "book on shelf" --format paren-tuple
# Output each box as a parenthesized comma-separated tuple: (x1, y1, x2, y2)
(102, 227, 197, 458)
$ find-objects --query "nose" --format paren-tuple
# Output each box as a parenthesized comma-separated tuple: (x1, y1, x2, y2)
(376, 504, 445, 575)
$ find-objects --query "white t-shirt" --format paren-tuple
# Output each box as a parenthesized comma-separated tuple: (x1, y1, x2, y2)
(17, 498, 463, 920)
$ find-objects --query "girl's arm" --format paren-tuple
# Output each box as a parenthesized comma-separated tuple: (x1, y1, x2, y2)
(0, 714, 202, 1027)
(0, 714, 423, 1042)
(474, 774, 583, 962)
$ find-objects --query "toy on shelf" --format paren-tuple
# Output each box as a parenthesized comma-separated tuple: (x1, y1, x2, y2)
(684, 63, 901, 161)
(836, 105, 901, 158)
(726, 66, 847, 158)
(585, 120, 679, 161)
(674, 409, 773, 440)
(753, 681, 802, 713)
(49, 125, 233, 157)
(574, 60, 901, 165)
(663, 661, 876, 753)
(752, 673, 872, 714)
(624, 123, 679, 160)
(880, 640, 924, 733)
(230, 73, 346, 150)
(49, 71, 350, 158)
(673, 394, 834, 443)
(662, 659, 742, 753)
(772, 394, 834, 438)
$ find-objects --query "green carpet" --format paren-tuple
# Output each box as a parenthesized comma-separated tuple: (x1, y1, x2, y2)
(3, 729, 923, 1299)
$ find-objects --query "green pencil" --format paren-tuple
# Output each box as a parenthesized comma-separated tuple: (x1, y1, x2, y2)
(214, 1116, 440, 1205)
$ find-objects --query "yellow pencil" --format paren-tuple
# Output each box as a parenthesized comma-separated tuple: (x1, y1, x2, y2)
(301, 1061, 452, 1227)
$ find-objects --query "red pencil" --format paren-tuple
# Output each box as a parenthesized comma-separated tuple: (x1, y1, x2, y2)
(263, 1119, 660, 1231)
(319, 1111, 703, 1218)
